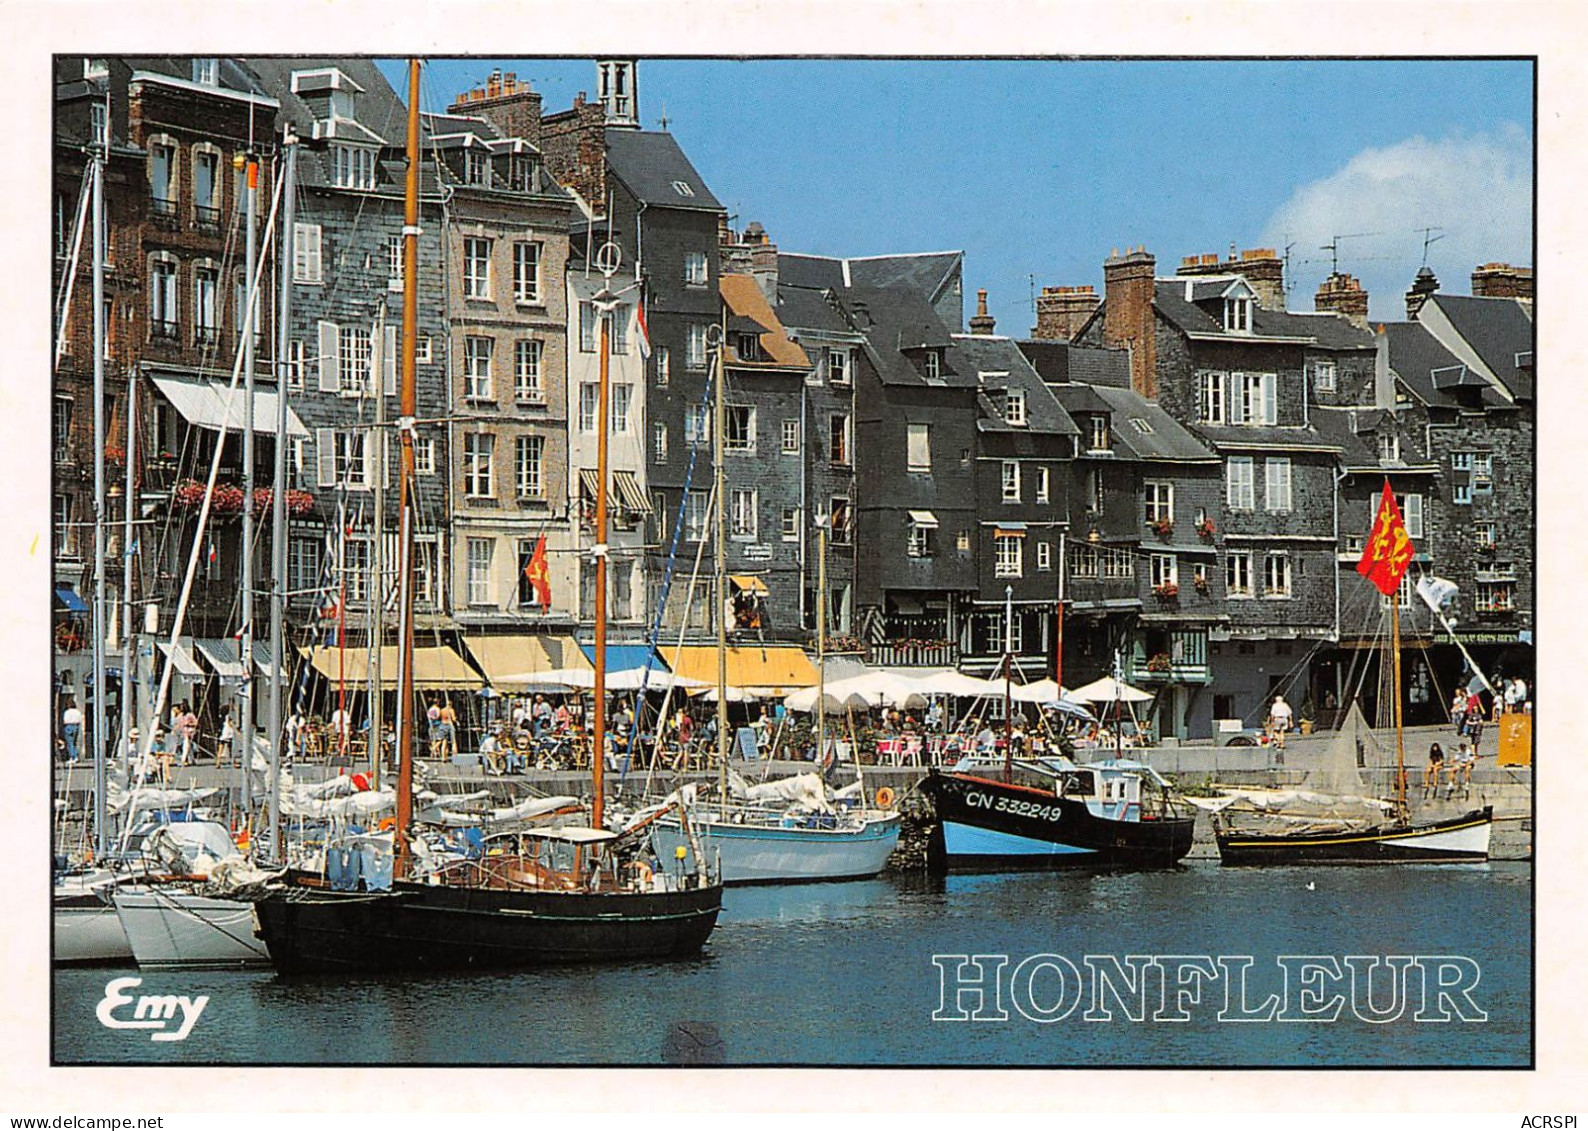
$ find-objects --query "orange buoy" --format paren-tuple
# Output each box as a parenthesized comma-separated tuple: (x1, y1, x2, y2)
(874, 786, 895, 809)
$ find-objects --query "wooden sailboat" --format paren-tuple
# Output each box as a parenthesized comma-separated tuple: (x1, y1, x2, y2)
(250, 62, 721, 971)
(1212, 482, 1493, 865)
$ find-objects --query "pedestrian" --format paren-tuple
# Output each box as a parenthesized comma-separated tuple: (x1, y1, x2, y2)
(178, 703, 199, 766)
(1465, 708, 1485, 756)
(1450, 688, 1467, 735)
(480, 727, 503, 775)
(533, 694, 553, 737)
(1267, 695, 1293, 750)
(427, 700, 442, 755)
(285, 709, 305, 761)
(61, 699, 82, 762)
(330, 705, 352, 753)
(1515, 676, 1530, 714)
(439, 699, 458, 756)
(217, 709, 235, 764)
(1423, 742, 1445, 797)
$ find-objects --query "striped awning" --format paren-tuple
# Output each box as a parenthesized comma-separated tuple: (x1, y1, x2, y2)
(151, 373, 309, 438)
(612, 471, 652, 513)
(665, 643, 817, 697)
(463, 634, 576, 684)
(156, 638, 204, 678)
(301, 644, 483, 690)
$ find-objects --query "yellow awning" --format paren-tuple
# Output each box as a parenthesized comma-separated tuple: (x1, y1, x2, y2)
(729, 574, 769, 595)
(462, 634, 580, 684)
(665, 643, 817, 696)
(301, 644, 484, 690)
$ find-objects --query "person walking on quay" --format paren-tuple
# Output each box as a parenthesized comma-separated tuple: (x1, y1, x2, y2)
(1465, 704, 1485, 757)
(1267, 694, 1293, 751)
(285, 709, 305, 762)
(217, 709, 235, 764)
(1451, 688, 1468, 735)
(177, 703, 199, 766)
(439, 699, 458, 757)
(60, 699, 82, 762)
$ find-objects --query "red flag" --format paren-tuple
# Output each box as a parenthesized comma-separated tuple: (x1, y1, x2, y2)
(525, 535, 552, 611)
(1356, 481, 1416, 597)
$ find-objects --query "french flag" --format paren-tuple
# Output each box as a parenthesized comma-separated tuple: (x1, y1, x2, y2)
(635, 299, 652, 360)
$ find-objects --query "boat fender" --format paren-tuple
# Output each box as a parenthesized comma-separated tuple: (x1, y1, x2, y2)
(874, 787, 895, 809)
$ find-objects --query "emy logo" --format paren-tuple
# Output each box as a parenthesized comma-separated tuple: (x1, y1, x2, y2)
(95, 976, 208, 1042)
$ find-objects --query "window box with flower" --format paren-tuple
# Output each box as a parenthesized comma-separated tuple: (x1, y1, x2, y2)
(1152, 582, 1179, 600)
(1150, 518, 1174, 539)
(1195, 516, 1215, 540)
(1145, 652, 1172, 673)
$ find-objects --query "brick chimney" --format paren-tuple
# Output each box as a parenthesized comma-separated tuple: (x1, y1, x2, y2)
(720, 221, 780, 304)
(447, 70, 542, 149)
(1405, 266, 1440, 320)
(1471, 262, 1533, 302)
(539, 90, 610, 215)
(1314, 272, 1370, 330)
(1031, 285, 1098, 340)
(969, 288, 997, 336)
(1176, 247, 1285, 310)
(1103, 247, 1158, 399)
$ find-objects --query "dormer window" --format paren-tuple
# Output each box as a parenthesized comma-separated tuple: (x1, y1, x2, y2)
(1088, 415, 1110, 452)
(465, 150, 489, 187)
(672, 180, 695, 198)
(1379, 433, 1401, 464)
(736, 332, 762, 361)
(509, 156, 534, 192)
(193, 58, 218, 86)
(83, 58, 108, 82)
(924, 350, 941, 380)
(1005, 389, 1027, 426)
(329, 89, 356, 120)
(1224, 295, 1252, 333)
(331, 145, 376, 190)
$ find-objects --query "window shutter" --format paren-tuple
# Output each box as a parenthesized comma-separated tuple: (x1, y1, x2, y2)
(1227, 373, 1240, 424)
(318, 321, 339, 392)
(363, 430, 377, 490)
(1278, 460, 1291, 510)
(383, 325, 397, 396)
(1263, 373, 1277, 424)
(1265, 461, 1277, 510)
(1227, 462, 1238, 509)
(316, 428, 335, 487)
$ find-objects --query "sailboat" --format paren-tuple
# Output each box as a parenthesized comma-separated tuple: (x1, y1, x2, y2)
(644, 308, 900, 885)
(250, 62, 722, 972)
(1209, 482, 1493, 865)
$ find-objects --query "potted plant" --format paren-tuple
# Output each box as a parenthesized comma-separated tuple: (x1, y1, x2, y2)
(1195, 516, 1216, 540)
(1146, 652, 1172, 673)
(1193, 573, 1210, 593)
(1153, 581, 1179, 600)
(1150, 517, 1174, 539)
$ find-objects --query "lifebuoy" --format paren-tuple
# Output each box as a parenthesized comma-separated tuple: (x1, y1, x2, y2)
(874, 787, 895, 809)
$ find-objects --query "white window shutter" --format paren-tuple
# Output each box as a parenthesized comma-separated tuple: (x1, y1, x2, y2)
(363, 430, 377, 489)
(1263, 373, 1277, 424)
(315, 428, 335, 487)
(383, 325, 397, 396)
(318, 321, 339, 392)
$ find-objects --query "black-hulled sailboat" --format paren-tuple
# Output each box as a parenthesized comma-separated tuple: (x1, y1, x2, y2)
(251, 61, 721, 972)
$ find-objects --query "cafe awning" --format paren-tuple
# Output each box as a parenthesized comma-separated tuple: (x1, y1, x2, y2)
(907, 510, 939, 528)
(729, 574, 769, 595)
(462, 634, 575, 685)
(151, 373, 309, 439)
(54, 585, 90, 614)
(665, 643, 818, 697)
(301, 644, 483, 690)
(612, 471, 652, 513)
(155, 638, 204, 679)
(576, 642, 668, 674)
(193, 638, 290, 681)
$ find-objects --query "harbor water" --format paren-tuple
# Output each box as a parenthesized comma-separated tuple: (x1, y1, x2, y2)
(54, 861, 1530, 1067)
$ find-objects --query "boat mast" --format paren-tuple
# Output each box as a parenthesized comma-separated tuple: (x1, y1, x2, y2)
(714, 309, 728, 804)
(89, 124, 107, 859)
(393, 58, 420, 877)
(119, 373, 136, 780)
(1055, 531, 1065, 691)
(268, 131, 297, 862)
(816, 516, 826, 774)
(240, 148, 259, 831)
(370, 306, 386, 789)
(1391, 599, 1407, 818)
(591, 243, 623, 832)
(1003, 583, 1013, 782)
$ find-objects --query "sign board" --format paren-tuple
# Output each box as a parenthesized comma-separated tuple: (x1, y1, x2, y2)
(1497, 712, 1532, 766)
(742, 544, 773, 562)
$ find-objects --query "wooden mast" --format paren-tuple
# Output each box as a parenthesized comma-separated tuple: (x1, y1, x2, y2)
(1392, 599, 1407, 818)
(393, 58, 420, 877)
(591, 277, 611, 831)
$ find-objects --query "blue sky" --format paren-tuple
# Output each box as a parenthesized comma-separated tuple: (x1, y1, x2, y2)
(381, 57, 1532, 327)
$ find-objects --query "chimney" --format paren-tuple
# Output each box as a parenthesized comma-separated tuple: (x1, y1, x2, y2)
(1314, 272, 1370, 330)
(1031, 285, 1099, 340)
(1471, 262, 1533, 302)
(719, 221, 780, 304)
(1103, 246, 1158, 399)
(1176, 246, 1284, 309)
(969, 289, 997, 336)
(1405, 266, 1440, 320)
(448, 71, 542, 149)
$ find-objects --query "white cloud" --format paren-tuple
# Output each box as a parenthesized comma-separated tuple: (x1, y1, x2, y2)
(1261, 127, 1532, 321)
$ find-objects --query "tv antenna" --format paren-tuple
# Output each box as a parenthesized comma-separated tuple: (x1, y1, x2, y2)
(1417, 226, 1445, 266)
(1321, 232, 1379, 275)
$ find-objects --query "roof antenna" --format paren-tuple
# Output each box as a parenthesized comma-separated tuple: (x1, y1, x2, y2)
(1321, 232, 1381, 276)
(658, 102, 670, 131)
(1417, 225, 1445, 267)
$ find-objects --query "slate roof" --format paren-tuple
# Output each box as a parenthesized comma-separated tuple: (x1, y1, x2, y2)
(1152, 282, 1226, 335)
(1252, 308, 1375, 351)
(604, 129, 723, 212)
(1382, 321, 1510, 410)
(777, 253, 846, 291)
(1088, 386, 1219, 463)
(948, 336, 1079, 437)
(774, 283, 855, 336)
(845, 285, 973, 388)
(1309, 407, 1387, 470)
(1191, 423, 1342, 453)
(1426, 294, 1535, 401)
(1017, 340, 1132, 389)
(775, 251, 961, 309)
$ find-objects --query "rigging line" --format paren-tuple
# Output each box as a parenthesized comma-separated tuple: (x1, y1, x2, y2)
(53, 162, 94, 369)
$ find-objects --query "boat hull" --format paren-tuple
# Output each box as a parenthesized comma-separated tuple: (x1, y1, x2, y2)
(252, 875, 723, 973)
(53, 883, 133, 965)
(1215, 806, 1494, 865)
(114, 887, 271, 969)
(921, 770, 1195, 872)
(650, 813, 902, 885)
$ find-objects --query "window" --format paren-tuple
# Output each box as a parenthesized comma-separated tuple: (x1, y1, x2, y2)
(653, 421, 669, 462)
(463, 432, 494, 498)
(610, 303, 630, 355)
(89, 101, 109, 149)
(685, 490, 710, 542)
(149, 141, 176, 214)
(687, 324, 708, 368)
(782, 507, 801, 542)
(578, 383, 599, 433)
(923, 351, 941, 380)
(1087, 468, 1105, 514)
(1379, 433, 1401, 464)
(416, 336, 433, 364)
(1401, 493, 1424, 540)
(1234, 372, 1277, 425)
(906, 423, 930, 472)
(907, 520, 934, 559)
(53, 397, 72, 464)
(830, 414, 851, 465)
(193, 58, 218, 85)
(683, 251, 708, 286)
(414, 436, 436, 476)
(1226, 457, 1255, 511)
(1192, 563, 1208, 590)
(1129, 417, 1155, 435)
(672, 180, 694, 198)
(286, 340, 306, 390)
(293, 223, 323, 284)
(1088, 415, 1110, 451)
(736, 332, 762, 361)
(1036, 467, 1050, 504)
(1224, 296, 1251, 333)
(1475, 581, 1514, 613)
(517, 540, 543, 608)
(512, 242, 541, 303)
(579, 301, 597, 353)
(1103, 547, 1134, 580)
(1145, 481, 1174, 524)
(957, 529, 971, 554)
(730, 488, 758, 540)
(1199, 372, 1226, 424)
(1226, 551, 1253, 597)
(830, 497, 852, 545)
(655, 345, 671, 387)
(149, 259, 177, 336)
(320, 429, 370, 489)
(386, 235, 404, 290)
(1474, 522, 1497, 550)
(331, 145, 376, 190)
(828, 347, 850, 386)
(995, 533, 1023, 578)
(782, 418, 801, 455)
(338, 325, 372, 395)
(1472, 453, 1494, 491)
(193, 149, 220, 228)
(1450, 451, 1474, 473)
(509, 157, 534, 193)
(514, 435, 544, 498)
(1453, 482, 1473, 506)
(1002, 461, 1020, 504)
(342, 538, 371, 604)
(288, 537, 321, 598)
(462, 237, 491, 299)
(1036, 541, 1053, 571)
(1151, 553, 1177, 589)
(685, 404, 711, 446)
(1005, 389, 1027, 426)
(612, 384, 633, 433)
(513, 339, 543, 401)
(1380, 574, 1413, 611)
(1264, 458, 1292, 513)
(467, 538, 494, 605)
(1312, 358, 1337, 392)
(1070, 544, 1098, 579)
(465, 150, 488, 187)
(1264, 552, 1292, 597)
(724, 406, 756, 453)
(193, 266, 218, 344)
